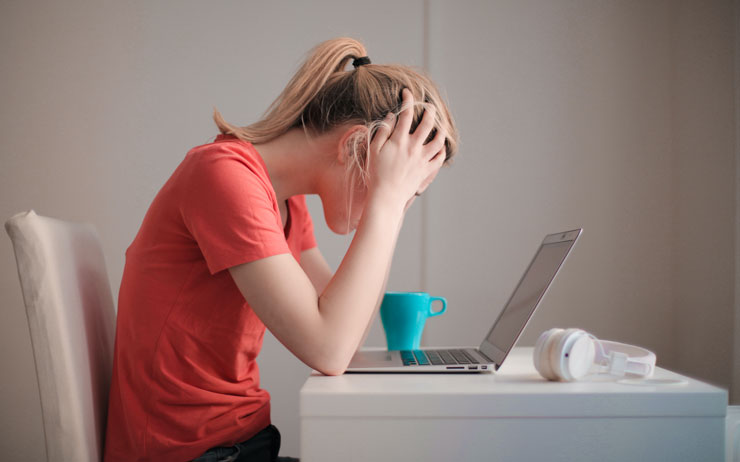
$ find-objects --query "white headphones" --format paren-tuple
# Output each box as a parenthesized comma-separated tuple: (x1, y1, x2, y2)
(533, 328, 657, 382)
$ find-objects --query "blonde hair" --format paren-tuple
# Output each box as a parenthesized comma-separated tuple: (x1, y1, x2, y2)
(213, 37, 459, 176)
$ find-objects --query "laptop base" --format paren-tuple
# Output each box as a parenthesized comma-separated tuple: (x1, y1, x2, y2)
(346, 348, 496, 373)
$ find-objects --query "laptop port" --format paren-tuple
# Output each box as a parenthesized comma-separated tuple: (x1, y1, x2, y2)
(446, 366, 465, 370)
(468, 366, 478, 370)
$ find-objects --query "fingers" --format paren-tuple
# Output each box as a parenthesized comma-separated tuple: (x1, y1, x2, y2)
(390, 88, 440, 158)
(415, 151, 446, 197)
(390, 88, 414, 143)
(429, 146, 447, 171)
(424, 127, 447, 160)
(412, 105, 436, 146)
(370, 112, 395, 154)
(367, 88, 447, 206)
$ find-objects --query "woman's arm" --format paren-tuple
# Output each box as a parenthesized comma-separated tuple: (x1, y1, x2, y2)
(299, 247, 333, 295)
(229, 90, 447, 375)
(301, 246, 390, 353)
(229, 198, 404, 375)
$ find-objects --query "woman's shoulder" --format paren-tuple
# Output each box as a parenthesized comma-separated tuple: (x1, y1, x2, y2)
(188, 134, 259, 159)
(184, 135, 268, 177)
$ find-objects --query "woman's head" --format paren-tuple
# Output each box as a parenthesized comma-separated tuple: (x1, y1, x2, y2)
(215, 36, 457, 161)
(214, 37, 459, 232)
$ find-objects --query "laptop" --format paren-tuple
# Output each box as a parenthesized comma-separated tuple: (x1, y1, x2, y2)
(346, 228, 582, 373)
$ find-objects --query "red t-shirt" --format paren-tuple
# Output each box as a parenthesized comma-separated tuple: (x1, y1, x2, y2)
(104, 135, 317, 461)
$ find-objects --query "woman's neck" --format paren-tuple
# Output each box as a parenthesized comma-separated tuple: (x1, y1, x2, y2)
(253, 127, 336, 203)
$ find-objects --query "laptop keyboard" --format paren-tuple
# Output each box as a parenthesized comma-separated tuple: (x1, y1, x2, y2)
(400, 349, 480, 366)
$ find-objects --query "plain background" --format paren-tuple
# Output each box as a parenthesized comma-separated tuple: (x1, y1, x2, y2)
(1, 0, 737, 459)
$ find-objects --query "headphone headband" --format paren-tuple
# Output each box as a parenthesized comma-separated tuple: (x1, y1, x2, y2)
(595, 340, 656, 377)
(534, 328, 657, 382)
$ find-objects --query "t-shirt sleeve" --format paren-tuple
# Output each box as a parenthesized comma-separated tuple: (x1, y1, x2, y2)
(179, 152, 290, 274)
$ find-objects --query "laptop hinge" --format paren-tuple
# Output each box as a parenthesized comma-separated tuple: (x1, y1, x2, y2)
(473, 348, 495, 363)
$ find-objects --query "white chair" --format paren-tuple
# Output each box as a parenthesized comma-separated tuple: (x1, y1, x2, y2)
(5, 210, 116, 462)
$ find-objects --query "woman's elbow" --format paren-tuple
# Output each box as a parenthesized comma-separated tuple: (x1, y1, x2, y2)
(317, 366, 346, 376)
(313, 354, 351, 376)
(309, 346, 354, 376)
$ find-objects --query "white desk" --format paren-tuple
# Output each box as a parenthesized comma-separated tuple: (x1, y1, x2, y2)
(300, 347, 727, 462)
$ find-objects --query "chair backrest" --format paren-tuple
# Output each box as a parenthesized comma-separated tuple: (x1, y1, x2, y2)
(5, 210, 116, 462)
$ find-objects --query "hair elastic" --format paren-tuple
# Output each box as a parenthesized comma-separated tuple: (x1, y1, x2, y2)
(352, 56, 371, 68)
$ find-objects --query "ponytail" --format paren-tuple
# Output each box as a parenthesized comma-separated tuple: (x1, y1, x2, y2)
(214, 37, 458, 161)
(214, 38, 367, 144)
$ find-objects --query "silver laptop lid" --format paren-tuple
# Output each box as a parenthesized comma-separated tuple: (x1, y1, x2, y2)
(479, 229, 582, 370)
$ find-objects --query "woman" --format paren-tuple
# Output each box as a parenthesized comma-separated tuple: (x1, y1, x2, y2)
(104, 37, 458, 462)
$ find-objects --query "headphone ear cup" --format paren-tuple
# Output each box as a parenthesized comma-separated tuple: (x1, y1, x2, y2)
(561, 334, 596, 381)
(534, 328, 562, 381)
(549, 328, 584, 381)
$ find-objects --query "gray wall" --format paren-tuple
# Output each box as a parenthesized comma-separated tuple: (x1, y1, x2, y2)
(0, 0, 736, 459)
(423, 0, 737, 392)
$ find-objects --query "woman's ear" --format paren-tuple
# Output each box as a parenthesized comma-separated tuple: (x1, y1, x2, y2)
(335, 124, 368, 165)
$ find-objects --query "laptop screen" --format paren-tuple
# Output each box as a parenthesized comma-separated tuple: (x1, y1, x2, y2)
(480, 230, 581, 368)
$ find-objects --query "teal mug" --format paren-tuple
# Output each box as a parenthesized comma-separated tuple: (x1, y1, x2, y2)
(380, 292, 447, 351)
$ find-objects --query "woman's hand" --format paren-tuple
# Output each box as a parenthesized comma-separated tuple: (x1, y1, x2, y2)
(367, 88, 447, 211)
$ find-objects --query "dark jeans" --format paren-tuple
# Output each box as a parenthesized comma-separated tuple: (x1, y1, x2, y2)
(192, 425, 299, 462)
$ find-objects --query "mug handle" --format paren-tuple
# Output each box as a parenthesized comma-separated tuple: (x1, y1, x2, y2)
(428, 296, 447, 317)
